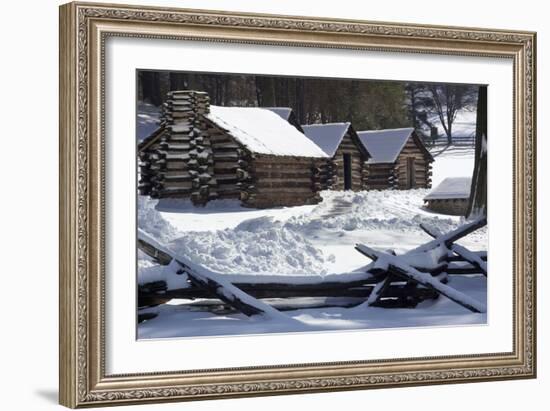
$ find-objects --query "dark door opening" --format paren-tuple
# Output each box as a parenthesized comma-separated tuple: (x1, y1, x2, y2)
(343, 153, 352, 190)
(407, 157, 416, 189)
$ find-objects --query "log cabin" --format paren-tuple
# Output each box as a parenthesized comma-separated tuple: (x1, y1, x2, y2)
(138, 91, 329, 208)
(424, 177, 471, 216)
(357, 128, 434, 190)
(301, 123, 370, 191)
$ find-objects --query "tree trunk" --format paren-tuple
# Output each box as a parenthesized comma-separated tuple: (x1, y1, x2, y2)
(295, 78, 306, 124)
(467, 86, 488, 217)
(446, 122, 453, 145)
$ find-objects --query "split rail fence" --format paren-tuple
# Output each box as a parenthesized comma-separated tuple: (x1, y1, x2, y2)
(138, 218, 487, 322)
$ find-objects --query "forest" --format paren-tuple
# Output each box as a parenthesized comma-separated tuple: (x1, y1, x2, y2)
(138, 71, 479, 144)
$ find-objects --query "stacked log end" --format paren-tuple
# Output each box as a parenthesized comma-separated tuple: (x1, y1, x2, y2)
(312, 159, 336, 191)
(138, 91, 218, 205)
(390, 164, 399, 189)
(361, 161, 370, 189)
(237, 150, 257, 206)
(425, 161, 433, 188)
(362, 163, 397, 190)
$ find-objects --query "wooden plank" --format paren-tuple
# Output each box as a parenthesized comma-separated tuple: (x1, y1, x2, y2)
(255, 171, 313, 179)
(156, 187, 193, 196)
(256, 178, 313, 188)
(253, 157, 315, 166)
(255, 187, 316, 194)
(213, 152, 240, 160)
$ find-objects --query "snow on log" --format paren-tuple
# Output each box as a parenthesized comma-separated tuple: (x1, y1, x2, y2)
(138, 236, 173, 265)
(420, 223, 487, 276)
(355, 244, 486, 313)
(138, 229, 288, 319)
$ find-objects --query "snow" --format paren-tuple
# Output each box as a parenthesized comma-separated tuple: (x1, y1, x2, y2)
(301, 123, 351, 157)
(356, 128, 414, 164)
(168, 216, 330, 275)
(138, 274, 486, 339)
(136, 102, 161, 142)
(206, 106, 328, 157)
(424, 177, 472, 200)
(430, 147, 475, 188)
(138, 187, 484, 280)
(137, 185, 488, 338)
(139, 229, 291, 320)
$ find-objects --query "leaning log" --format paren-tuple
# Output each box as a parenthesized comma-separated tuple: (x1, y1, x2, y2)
(355, 244, 486, 313)
(410, 217, 487, 254)
(420, 223, 487, 276)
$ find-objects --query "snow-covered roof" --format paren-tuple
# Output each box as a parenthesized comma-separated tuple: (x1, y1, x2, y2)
(264, 107, 293, 121)
(206, 106, 328, 158)
(301, 123, 351, 157)
(424, 177, 472, 200)
(357, 127, 414, 164)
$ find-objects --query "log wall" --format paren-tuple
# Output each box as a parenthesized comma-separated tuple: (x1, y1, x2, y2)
(244, 155, 321, 208)
(362, 162, 396, 190)
(394, 137, 432, 189)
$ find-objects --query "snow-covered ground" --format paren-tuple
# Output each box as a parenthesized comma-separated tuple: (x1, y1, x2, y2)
(136, 102, 485, 339)
(137, 102, 161, 142)
(138, 273, 486, 339)
(139, 187, 484, 278)
(431, 147, 475, 188)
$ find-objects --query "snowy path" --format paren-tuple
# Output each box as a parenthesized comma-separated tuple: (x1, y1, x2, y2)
(319, 198, 354, 218)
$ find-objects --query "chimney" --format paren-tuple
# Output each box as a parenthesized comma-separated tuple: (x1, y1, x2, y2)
(157, 90, 216, 205)
(161, 90, 210, 126)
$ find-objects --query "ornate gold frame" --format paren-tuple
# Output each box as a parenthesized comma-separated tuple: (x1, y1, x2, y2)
(59, 1, 536, 408)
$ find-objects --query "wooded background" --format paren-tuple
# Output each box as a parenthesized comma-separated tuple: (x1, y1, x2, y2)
(138, 71, 479, 143)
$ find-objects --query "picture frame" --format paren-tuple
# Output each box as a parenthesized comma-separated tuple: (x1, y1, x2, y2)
(59, 1, 536, 408)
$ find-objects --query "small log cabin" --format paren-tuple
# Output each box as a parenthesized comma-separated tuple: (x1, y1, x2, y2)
(301, 123, 370, 191)
(138, 91, 329, 208)
(424, 177, 471, 216)
(357, 128, 434, 190)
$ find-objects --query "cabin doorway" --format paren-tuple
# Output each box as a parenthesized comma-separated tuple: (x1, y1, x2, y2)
(343, 153, 352, 190)
(406, 157, 416, 189)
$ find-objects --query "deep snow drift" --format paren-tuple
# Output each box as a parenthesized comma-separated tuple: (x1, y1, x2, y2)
(138, 188, 485, 278)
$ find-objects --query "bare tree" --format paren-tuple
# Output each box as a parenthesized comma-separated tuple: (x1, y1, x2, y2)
(428, 84, 477, 145)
